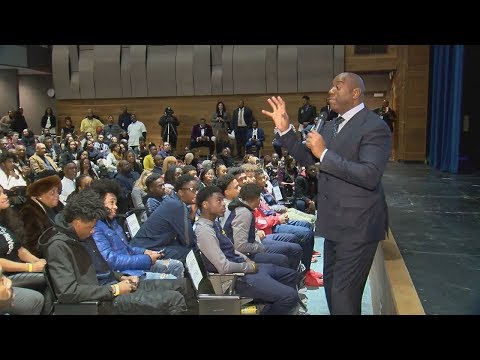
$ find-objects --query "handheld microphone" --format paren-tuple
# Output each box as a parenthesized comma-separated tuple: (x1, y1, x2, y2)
(311, 111, 328, 133)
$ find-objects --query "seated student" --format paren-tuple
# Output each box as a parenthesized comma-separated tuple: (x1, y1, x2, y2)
(131, 175, 198, 261)
(194, 186, 301, 315)
(293, 165, 317, 214)
(218, 176, 302, 270)
(253, 187, 322, 287)
(142, 143, 157, 171)
(151, 155, 164, 175)
(89, 179, 184, 280)
(142, 173, 166, 217)
(254, 168, 316, 226)
(38, 189, 197, 315)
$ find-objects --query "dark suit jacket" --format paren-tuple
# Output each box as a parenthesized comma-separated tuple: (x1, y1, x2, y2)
(231, 107, 254, 130)
(279, 106, 391, 245)
(191, 124, 214, 141)
(246, 128, 265, 142)
(298, 105, 317, 125)
(320, 105, 338, 122)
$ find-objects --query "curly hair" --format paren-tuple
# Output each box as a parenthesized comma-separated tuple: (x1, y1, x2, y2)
(88, 179, 122, 200)
(64, 189, 107, 223)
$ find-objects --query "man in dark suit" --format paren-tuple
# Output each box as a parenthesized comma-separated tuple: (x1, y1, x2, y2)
(320, 98, 338, 122)
(189, 118, 215, 156)
(231, 100, 254, 158)
(374, 99, 396, 133)
(262, 72, 391, 315)
(297, 95, 317, 133)
(245, 121, 265, 157)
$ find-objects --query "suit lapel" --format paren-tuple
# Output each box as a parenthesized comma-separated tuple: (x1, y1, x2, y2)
(329, 108, 368, 150)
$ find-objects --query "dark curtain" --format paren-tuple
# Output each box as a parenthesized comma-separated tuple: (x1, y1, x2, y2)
(428, 45, 464, 173)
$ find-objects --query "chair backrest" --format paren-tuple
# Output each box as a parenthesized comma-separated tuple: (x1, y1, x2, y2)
(185, 249, 216, 295)
(117, 208, 144, 241)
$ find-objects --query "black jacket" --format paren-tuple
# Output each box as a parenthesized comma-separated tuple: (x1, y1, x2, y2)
(38, 213, 196, 314)
(41, 115, 57, 129)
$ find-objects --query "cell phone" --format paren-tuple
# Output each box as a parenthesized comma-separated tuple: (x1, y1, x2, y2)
(157, 248, 165, 254)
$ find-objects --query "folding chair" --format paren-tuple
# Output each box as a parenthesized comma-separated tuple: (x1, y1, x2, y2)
(185, 249, 258, 315)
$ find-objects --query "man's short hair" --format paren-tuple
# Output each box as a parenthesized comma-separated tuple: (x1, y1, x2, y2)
(216, 174, 236, 194)
(174, 174, 195, 192)
(196, 186, 222, 209)
(239, 183, 262, 202)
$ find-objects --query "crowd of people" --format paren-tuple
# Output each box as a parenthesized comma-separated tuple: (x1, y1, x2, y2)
(0, 71, 392, 315)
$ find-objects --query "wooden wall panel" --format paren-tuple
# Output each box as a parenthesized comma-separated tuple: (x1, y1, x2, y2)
(345, 45, 397, 72)
(55, 94, 318, 155)
(56, 86, 391, 157)
(395, 45, 430, 161)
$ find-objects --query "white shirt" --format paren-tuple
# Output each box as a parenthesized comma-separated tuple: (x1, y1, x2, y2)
(320, 102, 365, 161)
(0, 169, 26, 190)
(238, 107, 246, 127)
(60, 177, 76, 204)
(127, 121, 147, 147)
(252, 129, 258, 139)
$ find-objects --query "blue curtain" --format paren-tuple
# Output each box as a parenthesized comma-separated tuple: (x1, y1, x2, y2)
(428, 45, 464, 173)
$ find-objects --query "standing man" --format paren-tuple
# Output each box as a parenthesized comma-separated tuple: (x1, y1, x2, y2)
(231, 100, 254, 158)
(297, 96, 317, 133)
(127, 114, 147, 155)
(118, 106, 132, 132)
(374, 99, 396, 133)
(80, 109, 104, 140)
(159, 107, 179, 152)
(262, 72, 391, 315)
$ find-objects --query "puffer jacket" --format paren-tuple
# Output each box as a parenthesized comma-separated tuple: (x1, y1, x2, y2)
(92, 219, 151, 277)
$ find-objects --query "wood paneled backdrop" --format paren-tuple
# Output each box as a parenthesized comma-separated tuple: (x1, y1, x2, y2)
(56, 92, 386, 156)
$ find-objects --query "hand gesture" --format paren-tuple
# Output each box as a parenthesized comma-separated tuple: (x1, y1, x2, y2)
(262, 96, 291, 132)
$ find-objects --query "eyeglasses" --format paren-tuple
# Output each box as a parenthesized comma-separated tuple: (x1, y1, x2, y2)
(180, 187, 199, 193)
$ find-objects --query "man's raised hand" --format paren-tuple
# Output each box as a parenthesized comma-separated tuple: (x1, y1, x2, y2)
(262, 96, 291, 132)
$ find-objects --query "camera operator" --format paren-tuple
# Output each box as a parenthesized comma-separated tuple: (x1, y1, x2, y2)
(159, 107, 179, 152)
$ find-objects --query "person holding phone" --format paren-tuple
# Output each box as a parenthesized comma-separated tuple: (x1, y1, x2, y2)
(89, 179, 184, 280)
